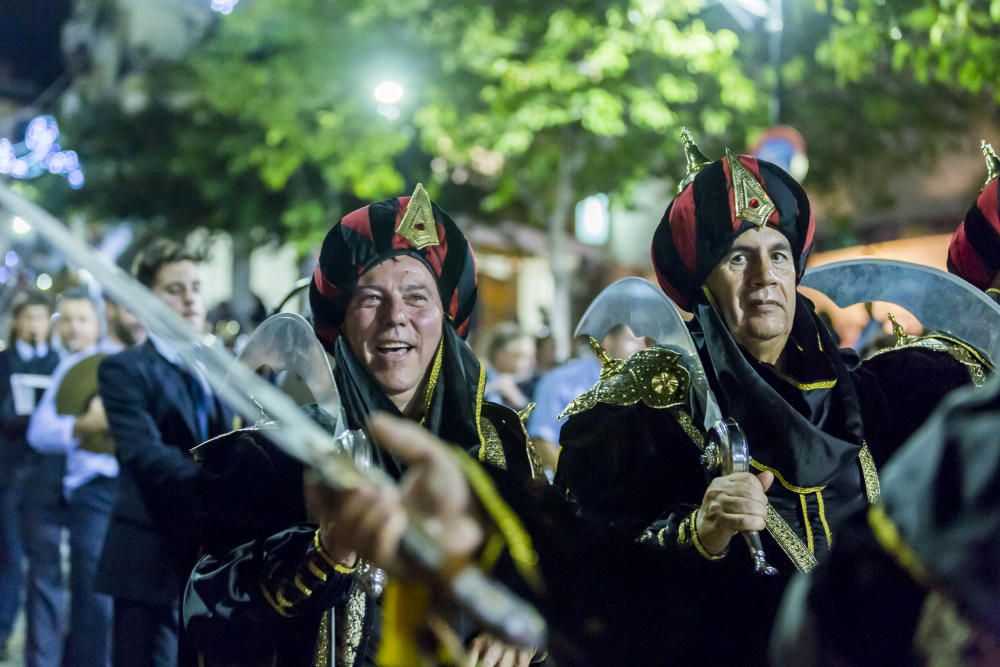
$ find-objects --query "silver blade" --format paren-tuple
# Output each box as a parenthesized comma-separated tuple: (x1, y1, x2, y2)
(801, 259, 1000, 363)
(0, 182, 547, 649)
(236, 312, 344, 437)
(576, 277, 723, 430)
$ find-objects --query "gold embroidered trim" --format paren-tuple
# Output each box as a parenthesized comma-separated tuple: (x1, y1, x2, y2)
(677, 515, 691, 545)
(306, 559, 329, 582)
(474, 362, 488, 453)
(477, 415, 506, 470)
(558, 346, 690, 420)
(671, 407, 705, 447)
(313, 528, 357, 573)
(418, 339, 444, 427)
(452, 448, 543, 594)
(750, 459, 826, 494)
(690, 508, 726, 561)
(765, 505, 819, 573)
(260, 583, 293, 618)
(726, 148, 775, 228)
(859, 443, 881, 504)
(770, 369, 837, 391)
(799, 493, 815, 554)
(816, 490, 833, 548)
(514, 403, 547, 482)
(867, 330, 993, 388)
(868, 505, 929, 585)
(293, 574, 313, 597)
(479, 530, 507, 572)
(313, 610, 331, 667)
(669, 408, 818, 572)
(336, 586, 367, 667)
(396, 183, 440, 250)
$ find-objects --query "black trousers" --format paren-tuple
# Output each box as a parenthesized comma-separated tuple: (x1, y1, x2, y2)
(112, 598, 178, 667)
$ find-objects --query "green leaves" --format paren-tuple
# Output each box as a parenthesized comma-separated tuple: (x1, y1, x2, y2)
(56, 0, 779, 242)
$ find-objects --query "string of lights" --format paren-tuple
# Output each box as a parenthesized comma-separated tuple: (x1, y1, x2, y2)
(0, 115, 84, 189)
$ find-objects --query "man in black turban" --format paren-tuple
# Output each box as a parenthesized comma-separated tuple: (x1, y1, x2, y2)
(554, 131, 991, 663)
(184, 185, 542, 666)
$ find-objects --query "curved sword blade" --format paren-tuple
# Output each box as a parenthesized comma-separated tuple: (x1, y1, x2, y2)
(801, 259, 1000, 363)
(236, 312, 344, 437)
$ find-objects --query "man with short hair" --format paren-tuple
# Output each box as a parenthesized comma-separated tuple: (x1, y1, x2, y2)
(25, 287, 119, 667)
(0, 293, 59, 661)
(97, 240, 231, 666)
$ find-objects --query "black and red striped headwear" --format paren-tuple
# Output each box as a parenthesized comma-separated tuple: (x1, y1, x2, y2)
(651, 140, 815, 311)
(948, 143, 1000, 291)
(310, 184, 478, 352)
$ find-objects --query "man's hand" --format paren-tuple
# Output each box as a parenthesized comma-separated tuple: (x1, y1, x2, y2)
(73, 396, 108, 437)
(304, 482, 359, 569)
(309, 413, 485, 578)
(695, 471, 774, 555)
(467, 633, 534, 667)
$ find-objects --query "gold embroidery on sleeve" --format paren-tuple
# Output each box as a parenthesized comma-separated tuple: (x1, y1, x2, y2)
(558, 346, 690, 420)
(477, 415, 507, 470)
(859, 443, 881, 504)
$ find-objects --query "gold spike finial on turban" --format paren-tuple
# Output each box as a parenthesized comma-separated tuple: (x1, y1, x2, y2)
(677, 127, 712, 194)
(981, 140, 1000, 188)
(396, 183, 440, 250)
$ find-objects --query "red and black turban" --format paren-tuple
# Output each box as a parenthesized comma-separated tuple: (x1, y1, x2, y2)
(651, 152, 815, 311)
(310, 186, 478, 351)
(948, 178, 1000, 291)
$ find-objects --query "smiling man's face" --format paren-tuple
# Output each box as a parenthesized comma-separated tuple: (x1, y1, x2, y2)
(342, 255, 444, 414)
(703, 226, 797, 365)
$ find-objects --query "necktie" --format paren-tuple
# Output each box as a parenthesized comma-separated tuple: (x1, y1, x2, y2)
(181, 368, 211, 443)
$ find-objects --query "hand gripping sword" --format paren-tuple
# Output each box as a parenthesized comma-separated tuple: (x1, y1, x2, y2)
(0, 183, 547, 649)
(575, 277, 778, 575)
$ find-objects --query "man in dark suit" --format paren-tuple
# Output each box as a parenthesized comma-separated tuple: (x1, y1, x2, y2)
(98, 240, 232, 666)
(0, 292, 59, 661)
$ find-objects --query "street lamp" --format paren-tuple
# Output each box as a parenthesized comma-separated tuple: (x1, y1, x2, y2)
(373, 80, 405, 105)
(374, 80, 405, 120)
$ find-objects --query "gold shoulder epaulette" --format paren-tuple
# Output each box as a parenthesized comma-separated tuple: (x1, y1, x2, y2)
(868, 315, 994, 388)
(558, 342, 691, 421)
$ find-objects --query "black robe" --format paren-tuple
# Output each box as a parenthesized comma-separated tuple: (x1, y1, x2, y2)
(773, 371, 1000, 666)
(183, 327, 539, 666)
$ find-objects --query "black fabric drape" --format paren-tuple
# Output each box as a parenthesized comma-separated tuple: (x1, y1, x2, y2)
(692, 293, 865, 488)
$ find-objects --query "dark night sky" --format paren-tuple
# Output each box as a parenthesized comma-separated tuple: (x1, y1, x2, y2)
(0, 0, 72, 101)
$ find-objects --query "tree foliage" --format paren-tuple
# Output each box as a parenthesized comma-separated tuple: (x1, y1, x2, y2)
(51, 0, 773, 249)
(821, 0, 1000, 99)
(45, 0, 997, 257)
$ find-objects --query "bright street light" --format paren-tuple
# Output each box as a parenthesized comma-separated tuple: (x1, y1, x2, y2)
(36, 273, 53, 291)
(373, 80, 405, 105)
(12, 216, 31, 235)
